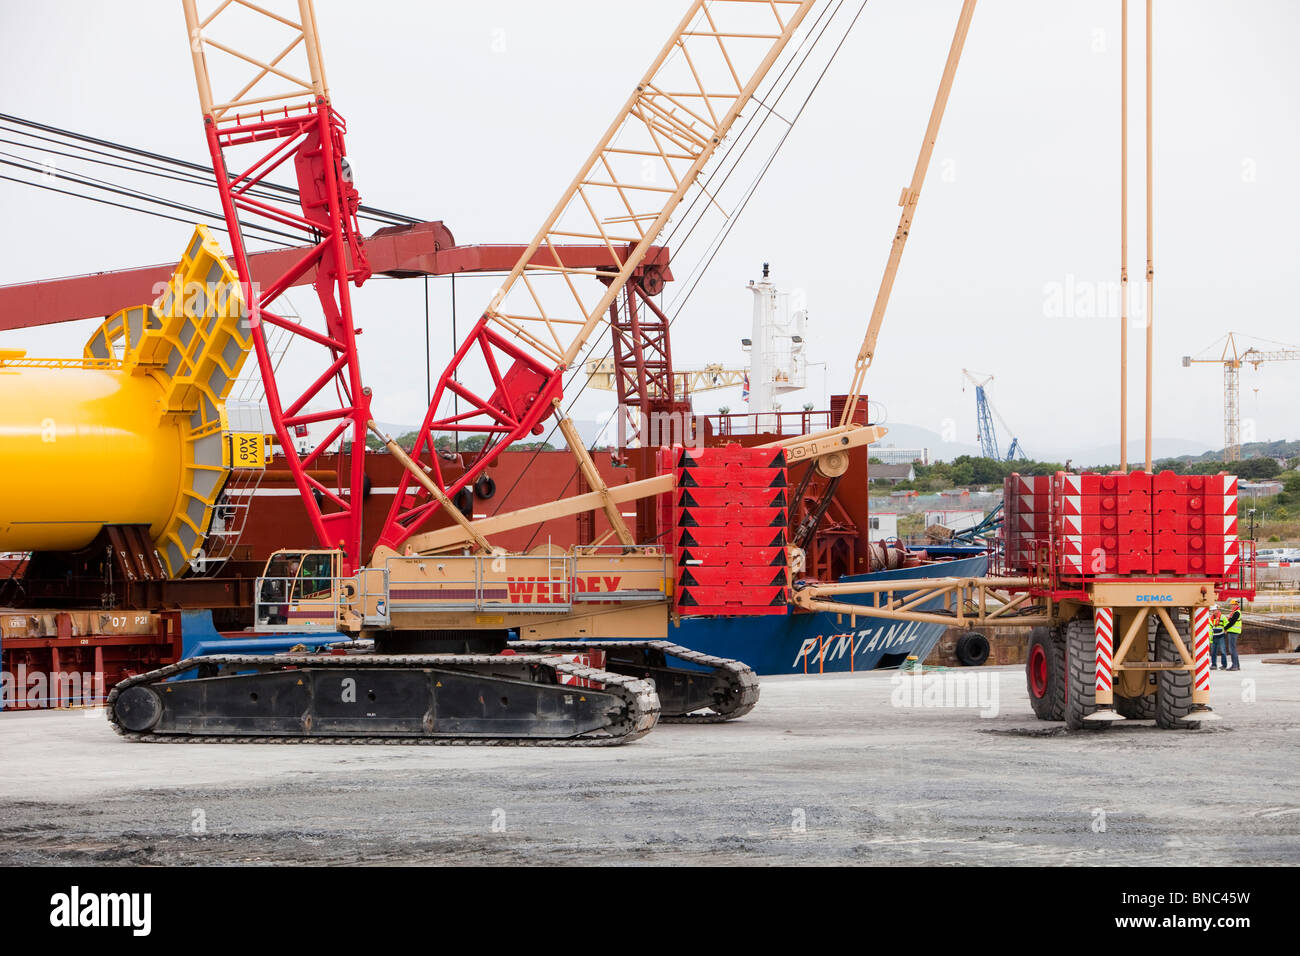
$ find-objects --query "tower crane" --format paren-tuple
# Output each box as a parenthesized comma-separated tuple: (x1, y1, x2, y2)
(584, 358, 748, 398)
(961, 369, 1027, 461)
(1182, 332, 1300, 463)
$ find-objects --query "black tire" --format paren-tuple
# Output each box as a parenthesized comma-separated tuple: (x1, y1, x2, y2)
(1065, 614, 1108, 731)
(1156, 611, 1201, 730)
(1115, 691, 1157, 720)
(955, 632, 990, 667)
(1026, 626, 1066, 721)
(453, 486, 474, 516)
(475, 475, 496, 500)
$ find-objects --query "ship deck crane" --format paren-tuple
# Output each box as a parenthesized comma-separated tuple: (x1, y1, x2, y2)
(585, 358, 748, 399)
(1182, 331, 1300, 463)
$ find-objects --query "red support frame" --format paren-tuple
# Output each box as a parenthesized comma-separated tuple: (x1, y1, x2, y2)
(375, 268, 676, 552)
(608, 278, 676, 444)
(203, 99, 372, 572)
(379, 316, 564, 549)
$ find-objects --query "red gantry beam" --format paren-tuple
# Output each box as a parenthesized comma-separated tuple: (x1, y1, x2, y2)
(0, 220, 671, 330)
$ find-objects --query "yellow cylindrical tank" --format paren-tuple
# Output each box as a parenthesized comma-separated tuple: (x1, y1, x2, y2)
(0, 366, 184, 552)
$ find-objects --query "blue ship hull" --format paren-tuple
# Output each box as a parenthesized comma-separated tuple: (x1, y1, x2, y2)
(183, 552, 989, 677)
(669, 552, 989, 675)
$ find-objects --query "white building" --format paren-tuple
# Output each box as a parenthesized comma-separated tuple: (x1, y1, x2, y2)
(870, 445, 931, 465)
(867, 513, 899, 542)
(923, 509, 985, 533)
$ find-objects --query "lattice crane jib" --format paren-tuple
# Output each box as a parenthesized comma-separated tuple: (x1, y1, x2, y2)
(379, 0, 817, 551)
(183, 0, 371, 570)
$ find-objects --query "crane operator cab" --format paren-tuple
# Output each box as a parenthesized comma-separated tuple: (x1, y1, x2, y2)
(255, 549, 343, 628)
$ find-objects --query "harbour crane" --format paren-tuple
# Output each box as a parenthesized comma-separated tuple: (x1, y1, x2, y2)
(1182, 332, 1300, 463)
(961, 369, 1027, 461)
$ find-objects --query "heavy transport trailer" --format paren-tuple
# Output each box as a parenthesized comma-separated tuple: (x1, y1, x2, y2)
(794, 576, 1245, 729)
(792, 469, 1258, 730)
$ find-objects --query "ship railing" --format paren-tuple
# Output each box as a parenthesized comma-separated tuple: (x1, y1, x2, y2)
(701, 409, 834, 437)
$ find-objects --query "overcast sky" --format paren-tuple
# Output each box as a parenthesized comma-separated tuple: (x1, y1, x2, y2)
(2, 0, 1298, 462)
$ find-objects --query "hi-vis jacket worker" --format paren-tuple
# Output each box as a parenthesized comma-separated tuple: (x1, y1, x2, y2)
(1210, 607, 1227, 670)
(1222, 599, 1243, 672)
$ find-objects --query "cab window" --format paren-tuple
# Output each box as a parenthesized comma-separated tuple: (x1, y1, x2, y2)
(294, 553, 334, 599)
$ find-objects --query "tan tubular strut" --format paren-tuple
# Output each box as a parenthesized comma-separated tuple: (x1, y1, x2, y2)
(408, 475, 674, 554)
(840, 0, 978, 427)
(368, 421, 493, 554)
(554, 401, 636, 548)
(1119, 0, 1129, 473)
(405, 424, 886, 554)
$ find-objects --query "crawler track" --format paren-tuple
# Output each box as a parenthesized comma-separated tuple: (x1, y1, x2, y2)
(513, 640, 760, 723)
(107, 652, 659, 746)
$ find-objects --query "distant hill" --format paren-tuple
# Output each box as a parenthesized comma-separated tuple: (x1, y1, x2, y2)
(1069, 438, 1217, 468)
(868, 421, 983, 462)
(1166, 439, 1300, 465)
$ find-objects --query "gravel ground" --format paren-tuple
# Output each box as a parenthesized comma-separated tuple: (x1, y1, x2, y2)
(1, 655, 1297, 866)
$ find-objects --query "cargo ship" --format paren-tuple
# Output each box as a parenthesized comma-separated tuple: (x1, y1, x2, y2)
(0, 263, 991, 704)
(178, 269, 991, 676)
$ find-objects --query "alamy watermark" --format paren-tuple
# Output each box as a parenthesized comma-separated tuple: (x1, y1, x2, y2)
(1043, 274, 1149, 324)
(617, 409, 707, 452)
(890, 670, 1000, 718)
(2, 666, 105, 709)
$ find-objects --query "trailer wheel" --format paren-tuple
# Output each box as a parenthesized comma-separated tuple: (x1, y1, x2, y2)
(1115, 691, 1156, 720)
(1156, 612, 1200, 730)
(1026, 626, 1065, 721)
(1065, 614, 1108, 731)
(955, 632, 990, 667)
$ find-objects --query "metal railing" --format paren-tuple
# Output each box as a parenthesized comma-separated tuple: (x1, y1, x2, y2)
(701, 409, 833, 437)
(380, 554, 574, 615)
(566, 545, 670, 603)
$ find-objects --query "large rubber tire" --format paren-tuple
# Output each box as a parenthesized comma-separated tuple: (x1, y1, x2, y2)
(453, 486, 475, 517)
(1065, 614, 1108, 731)
(1114, 621, 1157, 719)
(1116, 691, 1157, 719)
(1026, 626, 1066, 721)
(1156, 611, 1201, 730)
(955, 632, 990, 667)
